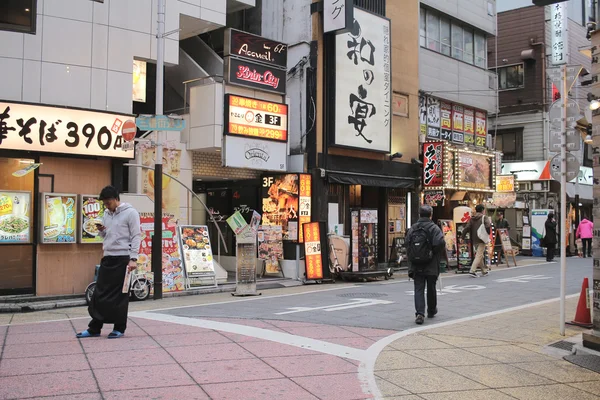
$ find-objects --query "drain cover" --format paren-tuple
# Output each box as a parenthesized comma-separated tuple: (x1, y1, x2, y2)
(564, 354, 600, 373)
(548, 340, 575, 352)
(337, 292, 388, 298)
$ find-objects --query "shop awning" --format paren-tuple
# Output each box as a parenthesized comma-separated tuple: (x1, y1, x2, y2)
(327, 170, 417, 188)
(566, 182, 592, 202)
(450, 191, 467, 201)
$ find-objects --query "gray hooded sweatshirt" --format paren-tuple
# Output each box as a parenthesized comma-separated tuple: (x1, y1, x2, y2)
(98, 203, 141, 259)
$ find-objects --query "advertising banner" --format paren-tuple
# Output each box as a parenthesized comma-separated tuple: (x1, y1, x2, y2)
(223, 135, 287, 172)
(440, 102, 452, 141)
(303, 222, 324, 280)
(423, 142, 444, 187)
(179, 225, 215, 277)
(334, 8, 392, 152)
(452, 105, 465, 144)
(475, 111, 487, 148)
(446, 150, 455, 186)
(439, 220, 457, 263)
(457, 153, 491, 190)
(0, 191, 31, 244)
(225, 28, 288, 69)
(463, 108, 475, 146)
(225, 94, 288, 142)
(80, 195, 105, 244)
(258, 225, 283, 274)
(226, 210, 248, 236)
(424, 190, 444, 207)
(138, 213, 184, 292)
(225, 57, 287, 95)
(141, 147, 181, 218)
(419, 96, 427, 140)
(0, 102, 134, 158)
(495, 175, 515, 192)
(41, 193, 77, 244)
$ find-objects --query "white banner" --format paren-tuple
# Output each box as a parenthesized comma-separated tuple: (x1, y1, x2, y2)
(223, 135, 287, 172)
(334, 8, 391, 152)
(0, 102, 134, 158)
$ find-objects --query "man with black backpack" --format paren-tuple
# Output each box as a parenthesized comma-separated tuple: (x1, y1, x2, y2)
(406, 205, 446, 325)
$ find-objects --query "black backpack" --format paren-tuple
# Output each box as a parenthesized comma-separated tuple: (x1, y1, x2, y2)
(407, 225, 433, 265)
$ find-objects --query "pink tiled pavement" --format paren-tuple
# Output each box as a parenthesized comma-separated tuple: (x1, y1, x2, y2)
(239, 340, 321, 358)
(183, 358, 284, 384)
(135, 322, 213, 336)
(94, 364, 195, 392)
(80, 335, 160, 353)
(0, 353, 89, 377)
(166, 342, 256, 363)
(5, 330, 79, 345)
(153, 331, 231, 347)
(2, 340, 83, 358)
(293, 373, 374, 400)
(7, 320, 74, 334)
(278, 325, 362, 339)
(0, 370, 97, 399)
(40, 393, 102, 400)
(86, 347, 176, 369)
(201, 378, 319, 400)
(103, 385, 210, 400)
(262, 354, 359, 377)
(323, 336, 376, 350)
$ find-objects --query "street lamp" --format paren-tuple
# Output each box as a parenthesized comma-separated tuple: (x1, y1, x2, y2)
(587, 93, 600, 110)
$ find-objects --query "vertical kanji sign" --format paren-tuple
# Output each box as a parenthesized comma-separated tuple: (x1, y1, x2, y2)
(422, 142, 444, 187)
(303, 222, 323, 280)
(551, 3, 568, 66)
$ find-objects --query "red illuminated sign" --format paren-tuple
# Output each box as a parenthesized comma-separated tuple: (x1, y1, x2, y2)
(225, 95, 288, 142)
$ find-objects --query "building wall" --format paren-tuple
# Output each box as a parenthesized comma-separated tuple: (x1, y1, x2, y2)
(0, 0, 226, 114)
(421, 0, 496, 35)
(192, 152, 261, 179)
(493, 111, 546, 161)
(489, 6, 545, 114)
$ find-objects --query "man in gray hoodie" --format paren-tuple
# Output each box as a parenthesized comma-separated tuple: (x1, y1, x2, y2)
(77, 186, 141, 339)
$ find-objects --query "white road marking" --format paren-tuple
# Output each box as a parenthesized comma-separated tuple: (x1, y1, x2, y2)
(274, 298, 394, 315)
(130, 311, 366, 361)
(405, 284, 486, 296)
(495, 274, 552, 283)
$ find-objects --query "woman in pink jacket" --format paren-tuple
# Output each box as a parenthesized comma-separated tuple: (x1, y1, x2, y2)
(576, 218, 593, 258)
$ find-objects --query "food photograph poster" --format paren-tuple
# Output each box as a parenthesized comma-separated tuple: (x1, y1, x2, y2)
(80, 195, 105, 244)
(41, 193, 77, 244)
(138, 213, 184, 292)
(141, 147, 182, 218)
(0, 191, 31, 244)
(179, 225, 215, 277)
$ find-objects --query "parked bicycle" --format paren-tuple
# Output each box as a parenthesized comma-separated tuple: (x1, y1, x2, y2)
(85, 265, 153, 305)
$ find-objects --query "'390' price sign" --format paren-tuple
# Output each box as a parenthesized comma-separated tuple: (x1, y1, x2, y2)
(0, 102, 134, 159)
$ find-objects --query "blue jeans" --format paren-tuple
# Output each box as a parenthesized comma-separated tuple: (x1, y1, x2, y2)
(413, 274, 438, 317)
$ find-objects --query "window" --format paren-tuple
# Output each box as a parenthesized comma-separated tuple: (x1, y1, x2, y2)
(427, 12, 440, 52)
(496, 129, 523, 161)
(497, 64, 524, 90)
(0, 0, 36, 34)
(419, 8, 487, 68)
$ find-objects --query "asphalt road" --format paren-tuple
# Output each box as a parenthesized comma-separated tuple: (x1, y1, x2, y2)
(159, 258, 593, 331)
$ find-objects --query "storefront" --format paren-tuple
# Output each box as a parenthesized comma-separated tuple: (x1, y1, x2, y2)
(0, 101, 134, 296)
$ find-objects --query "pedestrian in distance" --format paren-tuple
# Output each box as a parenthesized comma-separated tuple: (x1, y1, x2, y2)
(406, 205, 446, 325)
(544, 212, 558, 262)
(576, 216, 593, 258)
(77, 186, 141, 339)
(495, 212, 509, 262)
(459, 204, 491, 278)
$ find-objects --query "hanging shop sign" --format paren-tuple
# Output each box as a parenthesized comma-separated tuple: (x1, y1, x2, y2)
(457, 152, 492, 190)
(426, 97, 441, 139)
(80, 195, 105, 244)
(423, 142, 444, 187)
(261, 173, 311, 242)
(303, 222, 324, 280)
(138, 213, 184, 292)
(323, 0, 353, 33)
(223, 135, 287, 172)
(495, 175, 515, 193)
(452, 105, 465, 145)
(0, 191, 31, 244)
(440, 101, 453, 141)
(225, 94, 288, 142)
(225, 57, 286, 95)
(0, 102, 134, 159)
(424, 190, 444, 207)
(333, 8, 392, 152)
(179, 225, 215, 277)
(141, 147, 182, 218)
(500, 161, 552, 181)
(439, 220, 457, 263)
(475, 111, 487, 148)
(225, 29, 287, 69)
(463, 108, 475, 146)
(41, 193, 77, 244)
(550, 2, 568, 65)
(226, 210, 249, 236)
(419, 96, 427, 140)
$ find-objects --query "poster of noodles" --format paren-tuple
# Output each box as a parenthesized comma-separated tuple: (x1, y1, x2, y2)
(457, 152, 491, 190)
(0, 191, 31, 244)
(138, 213, 184, 292)
(80, 195, 105, 244)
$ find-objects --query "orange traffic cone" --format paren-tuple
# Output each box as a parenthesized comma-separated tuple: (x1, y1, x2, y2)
(566, 278, 593, 328)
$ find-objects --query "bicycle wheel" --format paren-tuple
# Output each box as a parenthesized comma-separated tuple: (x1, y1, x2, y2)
(85, 282, 96, 305)
(131, 278, 151, 301)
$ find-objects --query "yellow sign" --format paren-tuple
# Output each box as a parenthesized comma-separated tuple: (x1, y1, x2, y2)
(0, 195, 13, 217)
(496, 175, 515, 193)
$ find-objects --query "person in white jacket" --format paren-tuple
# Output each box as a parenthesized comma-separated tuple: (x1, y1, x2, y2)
(77, 186, 141, 339)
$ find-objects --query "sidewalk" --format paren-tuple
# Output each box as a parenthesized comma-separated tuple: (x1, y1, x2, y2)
(374, 297, 600, 399)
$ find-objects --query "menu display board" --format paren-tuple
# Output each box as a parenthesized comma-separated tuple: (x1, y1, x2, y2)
(80, 195, 105, 244)
(303, 222, 324, 280)
(258, 225, 283, 274)
(262, 173, 311, 242)
(179, 225, 215, 277)
(41, 193, 77, 244)
(497, 229, 512, 253)
(439, 220, 457, 263)
(0, 191, 31, 244)
(139, 213, 184, 292)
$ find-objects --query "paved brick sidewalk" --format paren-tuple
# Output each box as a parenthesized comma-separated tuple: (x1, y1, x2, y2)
(373, 297, 600, 399)
(0, 315, 395, 399)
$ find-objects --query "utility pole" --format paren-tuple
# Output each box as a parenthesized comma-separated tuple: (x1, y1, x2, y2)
(559, 64, 567, 336)
(152, 0, 165, 300)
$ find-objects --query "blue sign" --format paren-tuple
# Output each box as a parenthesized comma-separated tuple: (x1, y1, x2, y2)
(135, 115, 185, 131)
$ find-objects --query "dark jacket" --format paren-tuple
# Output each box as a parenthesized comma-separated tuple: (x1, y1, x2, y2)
(544, 218, 558, 246)
(462, 212, 491, 246)
(407, 217, 445, 277)
(496, 218, 509, 230)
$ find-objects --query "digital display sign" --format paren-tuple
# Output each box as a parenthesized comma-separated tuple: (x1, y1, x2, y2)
(225, 94, 288, 142)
